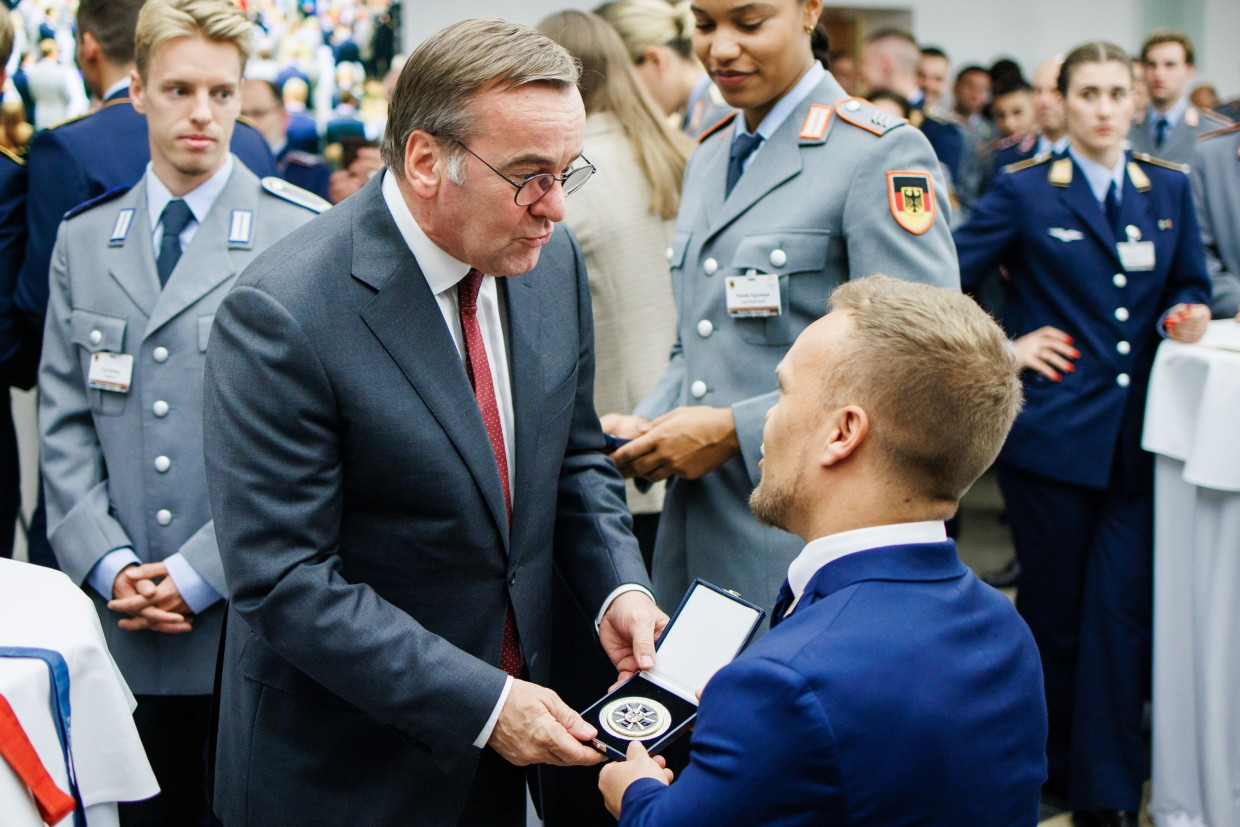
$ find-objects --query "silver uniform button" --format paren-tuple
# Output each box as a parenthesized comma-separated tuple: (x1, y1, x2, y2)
(89, 329, 102, 345)
(769, 249, 787, 268)
(152, 400, 169, 417)
(154, 456, 171, 473)
(1116, 340, 1131, 355)
(1113, 273, 1127, 288)
(697, 319, 714, 338)
(156, 509, 172, 526)
(153, 346, 169, 363)
(665, 247, 674, 263)
(1117, 373, 1131, 388)
(703, 258, 718, 276)
(846, 100, 861, 112)
(690, 380, 708, 399)
(1114, 307, 1129, 322)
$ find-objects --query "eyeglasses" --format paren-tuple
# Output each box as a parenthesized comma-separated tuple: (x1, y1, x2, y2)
(453, 141, 596, 207)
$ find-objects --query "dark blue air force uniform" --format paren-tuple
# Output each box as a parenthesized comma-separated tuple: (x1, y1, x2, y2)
(954, 151, 1210, 812)
(0, 147, 32, 559)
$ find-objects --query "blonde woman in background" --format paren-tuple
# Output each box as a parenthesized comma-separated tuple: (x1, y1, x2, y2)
(539, 8, 691, 571)
(595, 0, 730, 137)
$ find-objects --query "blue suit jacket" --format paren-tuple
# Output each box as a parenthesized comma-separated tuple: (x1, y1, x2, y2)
(11, 90, 276, 338)
(620, 541, 1047, 826)
(954, 153, 1210, 490)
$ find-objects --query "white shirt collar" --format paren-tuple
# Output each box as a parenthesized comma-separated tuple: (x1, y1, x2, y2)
(786, 521, 947, 604)
(1036, 133, 1069, 156)
(1067, 145, 1127, 204)
(733, 61, 826, 145)
(104, 78, 131, 100)
(1148, 96, 1188, 130)
(380, 169, 472, 294)
(145, 154, 235, 234)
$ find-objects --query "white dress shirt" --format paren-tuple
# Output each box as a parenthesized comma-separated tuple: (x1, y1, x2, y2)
(784, 521, 948, 613)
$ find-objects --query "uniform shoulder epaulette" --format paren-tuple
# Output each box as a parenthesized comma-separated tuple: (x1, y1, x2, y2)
(63, 185, 131, 220)
(45, 97, 131, 132)
(283, 150, 323, 168)
(1197, 121, 1240, 141)
(697, 111, 737, 143)
(1201, 107, 1232, 126)
(261, 176, 330, 213)
(1132, 152, 1189, 173)
(0, 145, 23, 165)
(833, 97, 904, 137)
(1002, 152, 1052, 174)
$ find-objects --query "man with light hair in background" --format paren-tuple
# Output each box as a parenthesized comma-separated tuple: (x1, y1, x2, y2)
(37, 1, 324, 822)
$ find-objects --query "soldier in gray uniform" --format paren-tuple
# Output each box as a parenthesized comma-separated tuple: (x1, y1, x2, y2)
(603, 0, 958, 619)
(1127, 30, 1229, 166)
(1192, 121, 1240, 318)
(36, 1, 324, 823)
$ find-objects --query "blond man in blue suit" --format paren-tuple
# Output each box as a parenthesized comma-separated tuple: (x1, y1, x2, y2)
(601, 276, 1047, 826)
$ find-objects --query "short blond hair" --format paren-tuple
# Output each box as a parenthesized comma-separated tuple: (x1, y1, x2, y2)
(826, 276, 1022, 502)
(381, 17, 579, 177)
(0, 9, 14, 69)
(134, 0, 253, 81)
(594, 0, 695, 63)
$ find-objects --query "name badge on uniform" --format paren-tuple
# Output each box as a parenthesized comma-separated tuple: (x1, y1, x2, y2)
(1116, 225, 1155, 272)
(726, 272, 781, 318)
(87, 352, 134, 393)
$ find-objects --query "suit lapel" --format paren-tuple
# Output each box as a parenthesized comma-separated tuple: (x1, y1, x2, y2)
(1056, 168, 1117, 259)
(501, 275, 543, 570)
(143, 163, 258, 339)
(106, 179, 160, 318)
(354, 175, 511, 547)
(1164, 120, 1192, 163)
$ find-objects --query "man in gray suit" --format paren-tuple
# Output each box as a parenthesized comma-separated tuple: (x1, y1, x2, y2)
(1192, 121, 1240, 319)
(202, 17, 663, 827)
(37, 2, 324, 823)
(1128, 30, 1230, 166)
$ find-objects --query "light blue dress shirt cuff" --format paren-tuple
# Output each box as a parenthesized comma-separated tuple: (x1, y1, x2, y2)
(474, 675, 514, 748)
(163, 553, 224, 614)
(87, 547, 141, 599)
(595, 584, 656, 630)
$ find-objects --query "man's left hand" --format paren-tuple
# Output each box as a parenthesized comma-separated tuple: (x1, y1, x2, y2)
(107, 562, 194, 633)
(1165, 303, 1210, 343)
(599, 591, 668, 685)
(599, 740, 673, 819)
(609, 406, 739, 482)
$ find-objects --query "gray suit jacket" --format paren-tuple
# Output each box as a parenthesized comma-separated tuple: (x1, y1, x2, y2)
(38, 159, 322, 695)
(1127, 104, 1230, 167)
(202, 173, 648, 825)
(1191, 123, 1240, 317)
(634, 73, 959, 617)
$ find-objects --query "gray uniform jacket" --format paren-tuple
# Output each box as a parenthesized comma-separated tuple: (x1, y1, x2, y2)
(634, 73, 960, 616)
(1127, 104, 1231, 167)
(38, 158, 323, 695)
(1191, 123, 1240, 318)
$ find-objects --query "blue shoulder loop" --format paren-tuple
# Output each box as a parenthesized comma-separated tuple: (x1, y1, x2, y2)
(63, 185, 131, 220)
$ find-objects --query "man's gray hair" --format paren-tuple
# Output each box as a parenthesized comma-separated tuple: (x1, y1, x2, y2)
(381, 17, 581, 178)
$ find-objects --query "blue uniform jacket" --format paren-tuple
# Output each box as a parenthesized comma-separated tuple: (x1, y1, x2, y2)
(0, 150, 29, 521)
(11, 90, 276, 340)
(619, 541, 1047, 827)
(954, 153, 1210, 490)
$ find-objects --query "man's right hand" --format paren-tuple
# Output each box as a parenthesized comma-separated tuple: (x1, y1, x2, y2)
(108, 563, 194, 634)
(487, 679, 605, 767)
(599, 413, 649, 441)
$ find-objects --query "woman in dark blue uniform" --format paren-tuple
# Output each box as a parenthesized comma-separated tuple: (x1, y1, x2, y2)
(955, 42, 1211, 827)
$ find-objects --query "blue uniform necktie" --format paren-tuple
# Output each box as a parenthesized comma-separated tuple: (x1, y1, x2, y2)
(771, 579, 794, 628)
(156, 199, 193, 287)
(726, 132, 763, 196)
(1154, 117, 1169, 150)
(1104, 181, 1123, 242)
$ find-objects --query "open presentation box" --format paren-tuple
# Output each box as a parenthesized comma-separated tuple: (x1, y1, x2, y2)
(584, 579, 765, 761)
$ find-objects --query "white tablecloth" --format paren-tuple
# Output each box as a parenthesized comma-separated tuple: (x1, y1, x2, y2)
(1142, 324, 1240, 827)
(0, 559, 159, 826)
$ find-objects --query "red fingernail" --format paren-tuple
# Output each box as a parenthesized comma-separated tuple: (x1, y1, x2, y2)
(1064, 335, 1074, 344)
(1071, 350, 1080, 358)
(1051, 372, 1061, 382)
(1064, 364, 1075, 372)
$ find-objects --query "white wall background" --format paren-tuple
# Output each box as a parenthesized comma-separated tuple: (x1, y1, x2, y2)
(402, 0, 1240, 100)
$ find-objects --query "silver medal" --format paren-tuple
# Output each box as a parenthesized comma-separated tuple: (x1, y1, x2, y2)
(600, 697, 671, 741)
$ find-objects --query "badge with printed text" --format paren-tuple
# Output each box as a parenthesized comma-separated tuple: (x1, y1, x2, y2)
(87, 352, 134, 393)
(726, 272, 782, 317)
(887, 171, 937, 235)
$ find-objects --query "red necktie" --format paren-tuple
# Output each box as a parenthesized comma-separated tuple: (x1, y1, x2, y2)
(458, 269, 522, 678)
(0, 692, 76, 825)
